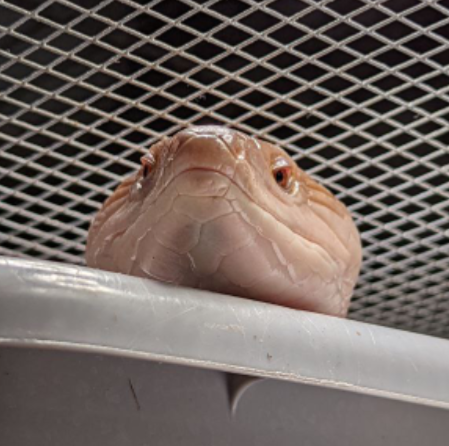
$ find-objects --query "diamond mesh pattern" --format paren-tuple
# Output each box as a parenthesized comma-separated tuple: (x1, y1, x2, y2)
(1, 0, 449, 337)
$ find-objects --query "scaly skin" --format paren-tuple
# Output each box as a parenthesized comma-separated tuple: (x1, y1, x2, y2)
(86, 126, 362, 317)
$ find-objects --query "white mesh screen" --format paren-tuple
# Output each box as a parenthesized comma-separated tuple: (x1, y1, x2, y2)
(1, 0, 449, 337)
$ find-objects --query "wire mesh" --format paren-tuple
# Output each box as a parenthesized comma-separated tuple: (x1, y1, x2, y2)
(1, 0, 449, 337)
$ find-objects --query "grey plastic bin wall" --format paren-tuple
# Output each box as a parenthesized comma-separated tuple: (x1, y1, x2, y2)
(1, 256, 449, 446)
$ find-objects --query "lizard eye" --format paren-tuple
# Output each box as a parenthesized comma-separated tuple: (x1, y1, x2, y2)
(272, 158, 292, 191)
(141, 153, 156, 178)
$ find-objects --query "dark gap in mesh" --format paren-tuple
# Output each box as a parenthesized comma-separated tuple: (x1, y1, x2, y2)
(317, 124, 345, 138)
(294, 113, 323, 129)
(39, 99, 73, 115)
(73, 17, 109, 37)
(349, 35, 383, 54)
(377, 21, 414, 41)
(395, 86, 427, 101)
(48, 122, 79, 138)
(293, 90, 326, 106)
(27, 134, 56, 148)
(124, 130, 149, 144)
(240, 10, 279, 31)
(211, 0, 250, 17)
(54, 59, 91, 79)
(242, 41, 277, 58)
(388, 133, 414, 147)
(86, 72, 119, 89)
(269, 25, 306, 44)
(297, 10, 334, 29)
(114, 84, 147, 101)
(342, 111, 372, 127)
(98, 1, 135, 22)
(30, 73, 67, 91)
(241, 66, 275, 82)
(63, 247, 85, 256)
(365, 122, 396, 138)
(407, 6, 446, 26)
(1, 123, 28, 138)
(391, 110, 419, 125)
(58, 230, 80, 241)
(98, 121, 126, 135)
(0, 4, 22, 26)
(157, 27, 196, 48)
(120, 108, 148, 124)
(292, 64, 326, 82)
(217, 103, 249, 119)
(184, 12, 221, 32)
(416, 121, 442, 135)
(6, 145, 37, 158)
(405, 36, 441, 54)
(47, 193, 71, 206)
(293, 135, 320, 149)
(369, 99, 400, 114)
(101, 29, 139, 50)
(241, 91, 274, 107)
(336, 176, 359, 189)
(170, 105, 197, 120)
(0, 100, 21, 116)
(186, 41, 225, 60)
(162, 56, 196, 74)
(63, 85, 96, 102)
(244, 116, 276, 130)
(82, 172, 110, 187)
(77, 132, 104, 147)
(406, 164, 432, 178)
(400, 203, 425, 215)
(430, 48, 449, 65)
(434, 24, 449, 39)
(4, 62, 36, 80)
(358, 185, 381, 198)
(214, 26, 252, 46)
(34, 154, 61, 169)
(320, 76, 352, 93)
(91, 97, 123, 113)
(353, 9, 388, 27)
(0, 35, 32, 56)
(424, 74, 449, 90)
(418, 97, 448, 113)
(215, 54, 251, 72)
(270, 125, 297, 140)
(102, 143, 134, 157)
(69, 110, 101, 126)
(16, 18, 56, 40)
(341, 134, 368, 149)
(153, 0, 190, 19)
(376, 49, 411, 67)
(328, 0, 363, 15)
(266, 77, 299, 94)
(145, 117, 176, 132)
(77, 44, 116, 65)
(49, 33, 84, 52)
(298, 157, 320, 170)
(39, 2, 79, 25)
(295, 37, 328, 55)
(269, 103, 298, 118)
(320, 49, 354, 68)
(191, 69, 222, 86)
(42, 240, 62, 249)
(143, 95, 173, 110)
(138, 69, 171, 87)
(167, 82, 198, 99)
(269, 52, 299, 69)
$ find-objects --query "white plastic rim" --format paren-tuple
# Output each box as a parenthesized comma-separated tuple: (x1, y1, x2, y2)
(1, 256, 449, 410)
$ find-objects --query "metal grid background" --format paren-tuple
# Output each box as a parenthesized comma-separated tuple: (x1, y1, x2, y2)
(1, 0, 449, 337)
